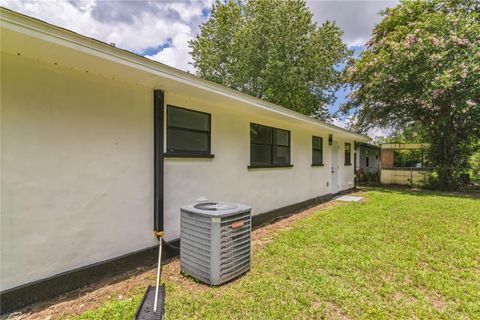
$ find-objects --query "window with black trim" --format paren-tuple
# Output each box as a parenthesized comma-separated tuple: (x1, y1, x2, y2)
(166, 105, 211, 156)
(345, 143, 352, 165)
(250, 123, 291, 167)
(312, 136, 323, 166)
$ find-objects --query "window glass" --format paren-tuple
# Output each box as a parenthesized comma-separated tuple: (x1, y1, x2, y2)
(251, 124, 273, 144)
(274, 129, 289, 146)
(167, 128, 209, 153)
(167, 106, 211, 154)
(167, 107, 209, 131)
(273, 146, 290, 164)
(345, 143, 352, 165)
(313, 150, 323, 165)
(313, 136, 323, 150)
(251, 144, 272, 165)
(250, 123, 290, 167)
(312, 136, 323, 165)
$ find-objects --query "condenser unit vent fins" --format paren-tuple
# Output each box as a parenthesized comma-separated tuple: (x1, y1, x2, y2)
(180, 202, 252, 285)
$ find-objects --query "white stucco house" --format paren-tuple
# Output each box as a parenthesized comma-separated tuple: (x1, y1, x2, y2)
(0, 8, 370, 312)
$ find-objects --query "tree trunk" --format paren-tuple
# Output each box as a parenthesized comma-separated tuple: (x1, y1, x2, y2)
(430, 115, 459, 190)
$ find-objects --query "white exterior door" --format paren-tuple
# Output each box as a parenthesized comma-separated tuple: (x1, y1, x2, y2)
(331, 141, 339, 193)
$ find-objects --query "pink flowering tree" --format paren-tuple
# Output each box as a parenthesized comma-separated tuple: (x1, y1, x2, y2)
(343, 0, 480, 189)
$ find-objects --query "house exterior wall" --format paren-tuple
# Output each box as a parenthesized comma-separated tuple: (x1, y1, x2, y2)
(1, 52, 356, 291)
(1, 52, 155, 291)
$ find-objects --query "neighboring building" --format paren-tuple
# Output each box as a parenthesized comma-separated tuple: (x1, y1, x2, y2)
(355, 143, 381, 182)
(380, 143, 431, 186)
(0, 8, 369, 312)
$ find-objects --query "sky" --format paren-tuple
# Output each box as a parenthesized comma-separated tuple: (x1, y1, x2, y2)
(1, 0, 398, 138)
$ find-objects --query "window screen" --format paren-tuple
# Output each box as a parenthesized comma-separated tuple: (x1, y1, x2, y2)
(312, 136, 323, 165)
(250, 123, 290, 166)
(167, 105, 211, 155)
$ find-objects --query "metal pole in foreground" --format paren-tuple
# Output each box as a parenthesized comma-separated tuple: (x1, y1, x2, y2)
(153, 238, 162, 312)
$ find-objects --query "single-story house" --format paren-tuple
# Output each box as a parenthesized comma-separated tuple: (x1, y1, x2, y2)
(0, 8, 370, 312)
(380, 143, 431, 185)
(355, 143, 380, 182)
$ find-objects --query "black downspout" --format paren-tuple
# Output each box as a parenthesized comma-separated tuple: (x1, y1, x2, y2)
(154, 90, 164, 236)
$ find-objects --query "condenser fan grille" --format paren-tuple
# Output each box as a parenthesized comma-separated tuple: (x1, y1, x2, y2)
(194, 202, 237, 211)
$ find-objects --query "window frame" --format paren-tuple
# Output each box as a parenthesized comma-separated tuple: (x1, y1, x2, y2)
(249, 123, 292, 169)
(165, 105, 213, 158)
(311, 136, 324, 166)
(345, 142, 352, 165)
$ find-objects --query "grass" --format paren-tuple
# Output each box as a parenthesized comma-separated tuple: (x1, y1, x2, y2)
(69, 187, 480, 319)
(471, 174, 480, 184)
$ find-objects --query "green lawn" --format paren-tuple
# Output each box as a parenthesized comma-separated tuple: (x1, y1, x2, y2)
(70, 188, 480, 319)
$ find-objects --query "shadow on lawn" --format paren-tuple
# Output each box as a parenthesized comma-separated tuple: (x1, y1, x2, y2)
(357, 184, 480, 200)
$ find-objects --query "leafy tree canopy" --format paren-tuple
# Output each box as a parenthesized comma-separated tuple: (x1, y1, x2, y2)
(469, 148, 480, 179)
(190, 0, 350, 120)
(343, 0, 480, 189)
(374, 123, 427, 144)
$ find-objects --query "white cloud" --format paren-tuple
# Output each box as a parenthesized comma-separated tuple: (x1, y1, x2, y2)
(332, 118, 348, 129)
(2, 0, 400, 71)
(307, 0, 399, 47)
(0, 0, 211, 72)
(368, 126, 391, 140)
(170, 1, 207, 22)
(145, 26, 195, 73)
(332, 112, 357, 129)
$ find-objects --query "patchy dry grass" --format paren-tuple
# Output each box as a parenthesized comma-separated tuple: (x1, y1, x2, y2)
(13, 187, 480, 319)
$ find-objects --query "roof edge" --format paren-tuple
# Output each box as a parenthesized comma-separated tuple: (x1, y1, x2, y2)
(0, 7, 370, 142)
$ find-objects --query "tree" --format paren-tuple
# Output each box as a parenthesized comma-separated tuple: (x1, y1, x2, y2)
(189, 0, 350, 120)
(469, 150, 480, 179)
(342, 0, 480, 189)
(369, 122, 427, 144)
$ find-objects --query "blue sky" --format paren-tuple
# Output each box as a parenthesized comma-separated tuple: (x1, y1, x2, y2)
(330, 45, 364, 115)
(1, 0, 397, 137)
